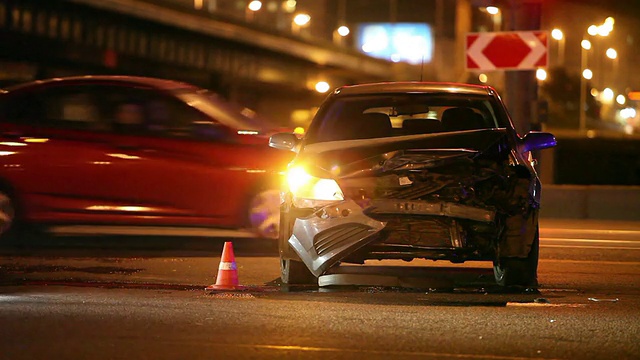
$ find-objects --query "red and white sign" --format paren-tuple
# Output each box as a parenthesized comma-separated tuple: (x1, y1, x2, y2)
(466, 31, 548, 71)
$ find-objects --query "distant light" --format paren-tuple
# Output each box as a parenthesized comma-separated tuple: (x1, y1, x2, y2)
(602, 88, 615, 103)
(628, 91, 640, 101)
(587, 25, 598, 36)
(337, 26, 350, 37)
(315, 81, 330, 93)
(606, 48, 617, 59)
(597, 25, 610, 37)
(478, 73, 488, 83)
(616, 94, 626, 105)
(486, 6, 499, 15)
(293, 13, 311, 26)
(551, 29, 563, 41)
(590, 88, 599, 97)
(293, 127, 305, 135)
(605, 17, 615, 26)
(620, 107, 636, 119)
(582, 69, 593, 80)
(248, 1, 262, 11)
(283, 0, 296, 13)
(581, 39, 592, 50)
(536, 68, 547, 81)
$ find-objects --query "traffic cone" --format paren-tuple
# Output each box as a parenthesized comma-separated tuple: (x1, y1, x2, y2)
(205, 242, 246, 292)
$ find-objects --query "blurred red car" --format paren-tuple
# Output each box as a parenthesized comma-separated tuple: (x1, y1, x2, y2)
(0, 76, 293, 240)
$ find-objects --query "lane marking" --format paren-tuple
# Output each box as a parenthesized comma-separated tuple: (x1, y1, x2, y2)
(541, 245, 640, 251)
(541, 238, 638, 244)
(538, 259, 640, 266)
(541, 228, 640, 236)
(225, 344, 564, 360)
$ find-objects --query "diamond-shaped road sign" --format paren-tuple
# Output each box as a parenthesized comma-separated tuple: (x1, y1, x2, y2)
(466, 31, 548, 71)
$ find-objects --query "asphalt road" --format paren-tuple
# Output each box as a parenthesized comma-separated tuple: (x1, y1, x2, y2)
(0, 218, 639, 359)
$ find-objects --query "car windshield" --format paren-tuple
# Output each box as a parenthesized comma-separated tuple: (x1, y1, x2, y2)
(305, 93, 507, 144)
(175, 89, 277, 132)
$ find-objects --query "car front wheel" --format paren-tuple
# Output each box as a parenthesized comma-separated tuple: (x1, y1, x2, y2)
(493, 226, 539, 287)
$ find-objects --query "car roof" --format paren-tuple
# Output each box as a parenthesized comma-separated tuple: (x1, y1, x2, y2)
(333, 82, 494, 96)
(4, 75, 200, 92)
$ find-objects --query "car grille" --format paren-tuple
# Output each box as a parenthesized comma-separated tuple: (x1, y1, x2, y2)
(313, 223, 375, 257)
(370, 215, 460, 248)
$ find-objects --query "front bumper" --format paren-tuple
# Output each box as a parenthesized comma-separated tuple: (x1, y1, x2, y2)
(287, 198, 497, 277)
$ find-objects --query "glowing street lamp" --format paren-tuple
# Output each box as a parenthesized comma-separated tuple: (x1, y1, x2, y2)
(551, 28, 565, 66)
(536, 68, 547, 81)
(333, 25, 350, 45)
(337, 26, 350, 37)
(292, 13, 311, 35)
(579, 38, 592, 132)
(606, 48, 617, 60)
(245, 1, 262, 21)
(484, 6, 501, 31)
(315, 81, 330, 93)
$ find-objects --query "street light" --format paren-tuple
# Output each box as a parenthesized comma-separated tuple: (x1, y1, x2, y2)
(551, 28, 565, 66)
(578, 17, 615, 132)
(292, 13, 310, 35)
(333, 25, 350, 45)
(579, 38, 592, 132)
(245, 1, 262, 21)
(484, 6, 501, 31)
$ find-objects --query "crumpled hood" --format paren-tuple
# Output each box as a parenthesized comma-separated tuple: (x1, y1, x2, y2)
(300, 129, 509, 177)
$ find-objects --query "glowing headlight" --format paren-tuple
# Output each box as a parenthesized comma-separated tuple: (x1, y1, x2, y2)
(286, 166, 344, 202)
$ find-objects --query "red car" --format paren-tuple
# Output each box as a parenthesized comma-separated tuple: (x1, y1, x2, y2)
(0, 76, 293, 240)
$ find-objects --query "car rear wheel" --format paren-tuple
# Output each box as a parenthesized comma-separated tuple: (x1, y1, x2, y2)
(0, 191, 16, 241)
(493, 226, 539, 287)
(248, 189, 281, 239)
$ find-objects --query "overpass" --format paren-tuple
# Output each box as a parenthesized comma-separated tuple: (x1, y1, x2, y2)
(0, 0, 421, 124)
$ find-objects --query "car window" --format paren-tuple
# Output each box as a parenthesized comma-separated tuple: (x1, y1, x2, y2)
(95, 86, 232, 141)
(3, 86, 107, 131)
(306, 94, 504, 144)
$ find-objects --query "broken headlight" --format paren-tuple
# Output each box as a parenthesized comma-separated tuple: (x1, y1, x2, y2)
(286, 166, 344, 208)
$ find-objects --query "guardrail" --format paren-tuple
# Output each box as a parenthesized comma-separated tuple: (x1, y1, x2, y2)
(540, 185, 640, 221)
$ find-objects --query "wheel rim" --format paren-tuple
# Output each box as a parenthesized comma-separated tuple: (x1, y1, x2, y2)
(248, 189, 281, 239)
(0, 192, 15, 235)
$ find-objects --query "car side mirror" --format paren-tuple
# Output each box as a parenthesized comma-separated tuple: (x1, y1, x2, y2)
(522, 131, 557, 152)
(269, 132, 300, 152)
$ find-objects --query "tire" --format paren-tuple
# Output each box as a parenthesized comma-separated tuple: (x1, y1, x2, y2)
(280, 258, 316, 285)
(0, 190, 17, 242)
(278, 205, 316, 285)
(247, 189, 281, 239)
(493, 226, 539, 287)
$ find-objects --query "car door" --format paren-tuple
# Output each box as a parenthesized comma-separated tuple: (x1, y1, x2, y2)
(85, 85, 259, 228)
(0, 83, 133, 223)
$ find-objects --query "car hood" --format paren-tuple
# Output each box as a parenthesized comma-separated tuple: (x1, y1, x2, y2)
(300, 128, 509, 177)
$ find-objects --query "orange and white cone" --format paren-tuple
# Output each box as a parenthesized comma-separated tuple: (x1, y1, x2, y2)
(205, 242, 246, 292)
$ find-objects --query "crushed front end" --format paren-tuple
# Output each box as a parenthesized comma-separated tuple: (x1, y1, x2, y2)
(283, 130, 540, 278)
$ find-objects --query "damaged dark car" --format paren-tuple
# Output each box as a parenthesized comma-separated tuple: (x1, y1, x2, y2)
(269, 82, 556, 287)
